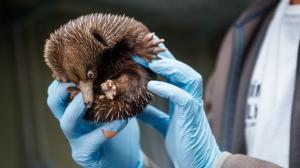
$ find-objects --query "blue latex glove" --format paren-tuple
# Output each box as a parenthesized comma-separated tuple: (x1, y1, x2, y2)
(133, 41, 222, 168)
(47, 81, 143, 168)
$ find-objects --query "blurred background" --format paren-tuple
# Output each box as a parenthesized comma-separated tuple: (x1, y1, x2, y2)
(0, 0, 251, 167)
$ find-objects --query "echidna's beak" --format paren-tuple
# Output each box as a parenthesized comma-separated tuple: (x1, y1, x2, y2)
(78, 81, 94, 109)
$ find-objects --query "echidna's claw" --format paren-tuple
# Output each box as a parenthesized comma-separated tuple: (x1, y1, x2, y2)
(67, 86, 80, 101)
(101, 80, 117, 100)
(134, 32, 166, 61)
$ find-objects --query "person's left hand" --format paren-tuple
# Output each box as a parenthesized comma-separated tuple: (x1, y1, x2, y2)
(133, 39, 222, 168)
(47, 81, 143, 168)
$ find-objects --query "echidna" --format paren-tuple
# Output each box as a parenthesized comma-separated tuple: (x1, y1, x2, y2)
(44, 13, 165, 122)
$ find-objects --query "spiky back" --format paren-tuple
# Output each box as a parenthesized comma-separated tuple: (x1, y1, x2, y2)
(44, 13, 152, 123)
(44, 13, 147, 76)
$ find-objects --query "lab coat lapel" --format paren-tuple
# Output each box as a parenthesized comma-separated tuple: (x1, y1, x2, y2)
(222, 0, 279, 151)
(231, 8, 276, 153)
(289, 45, 300, 168)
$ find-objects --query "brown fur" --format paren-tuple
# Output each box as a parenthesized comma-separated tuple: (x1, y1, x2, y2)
(44, 13, 164, 122)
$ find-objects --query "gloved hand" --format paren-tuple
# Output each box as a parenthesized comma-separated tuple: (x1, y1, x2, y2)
(133, 41, 222, 168)
(47, 81, 143, 168)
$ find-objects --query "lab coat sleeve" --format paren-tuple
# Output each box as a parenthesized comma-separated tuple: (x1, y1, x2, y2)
(213, 152, 281, 168)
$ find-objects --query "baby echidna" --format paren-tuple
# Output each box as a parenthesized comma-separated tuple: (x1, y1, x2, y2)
(44, 13, 165, 122)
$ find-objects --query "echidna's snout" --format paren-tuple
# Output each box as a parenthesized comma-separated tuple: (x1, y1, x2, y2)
(79, 81, 94, 108)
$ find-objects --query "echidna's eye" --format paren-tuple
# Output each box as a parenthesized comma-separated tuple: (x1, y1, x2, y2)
(87, 70, 94, 79)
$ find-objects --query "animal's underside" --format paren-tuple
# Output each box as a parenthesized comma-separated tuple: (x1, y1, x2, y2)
(44, 13, 165, 122)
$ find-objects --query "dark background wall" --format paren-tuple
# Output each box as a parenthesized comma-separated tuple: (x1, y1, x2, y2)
(0, 0, 250, 167)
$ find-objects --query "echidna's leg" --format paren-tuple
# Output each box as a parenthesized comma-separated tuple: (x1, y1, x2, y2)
(124, 22, 165, 61)
(132, 33, 166, 61)
(100, 74, 134, 100)
(90, 65, 152, 122)
(100, 67, 150, 102)
(114, 73, 138, 96)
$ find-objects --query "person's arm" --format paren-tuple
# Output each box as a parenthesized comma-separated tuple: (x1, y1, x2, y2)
(133, 40, 281, 168)
(47, 81, 143, 168)
(220, 154, 280, 168)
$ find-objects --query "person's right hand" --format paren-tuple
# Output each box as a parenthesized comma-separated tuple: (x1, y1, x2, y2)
(47, 81, 143, 168)
(133, 41, 222, 168)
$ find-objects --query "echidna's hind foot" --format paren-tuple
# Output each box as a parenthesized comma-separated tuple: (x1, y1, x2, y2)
(134, 32, 166, 61)
(100, 80, 117, 100)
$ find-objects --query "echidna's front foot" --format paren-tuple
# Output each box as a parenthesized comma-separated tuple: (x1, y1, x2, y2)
(100, 80, 117, 100)
(67, 86, 80, 101)
(134, 32, 166, 61)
